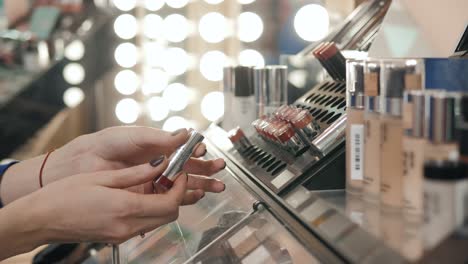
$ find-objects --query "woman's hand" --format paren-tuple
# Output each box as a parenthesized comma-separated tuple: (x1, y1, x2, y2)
(0, 159, 195, 261)
(1, 127, 226, 204)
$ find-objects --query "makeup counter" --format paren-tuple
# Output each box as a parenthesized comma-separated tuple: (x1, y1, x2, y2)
(98, 1, 468, 264)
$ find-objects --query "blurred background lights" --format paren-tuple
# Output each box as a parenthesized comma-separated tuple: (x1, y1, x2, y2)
(200, 50, 227, 81)
(238, 49, 265, 67)
(115, 98, 140, 124)
(146, 96, 169, 121)
(63, 63, 85, 85)
(238, 0, 255, 4)
(142, 68, 168, 95)
(114, 14, 137, 40)
(199, 12, 227, 43)
(163, 47, 189, 76)
(114, 42, 138, 68)
(237, 12, 263, 42)
(201, 91, 224, 121)
(163, 116, 190, 132)
(112, 0, 136, 11)
(165, 0, 189, 9)
(64, 40, 85, 61)
(204, 0, 224, 4)
(143, 14, 164, 39)
(163, 14, 189, 42)
(163, 83, 189, 111)
(288, 70, 308, 88)
(144, 0, 165, 11)
(63, 87, 85, 108)
(294, 4, 329, 41)
(144, 42, 166, 67)
(114, 70, 139, 95)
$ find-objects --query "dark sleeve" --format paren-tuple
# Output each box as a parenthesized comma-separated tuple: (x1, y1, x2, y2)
(0, 161, 19, 208)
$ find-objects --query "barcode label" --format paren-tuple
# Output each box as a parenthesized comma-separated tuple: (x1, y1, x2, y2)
(350, 125, 364, 180)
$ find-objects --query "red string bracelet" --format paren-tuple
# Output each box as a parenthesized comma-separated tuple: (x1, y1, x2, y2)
(39, 150, 54, 188)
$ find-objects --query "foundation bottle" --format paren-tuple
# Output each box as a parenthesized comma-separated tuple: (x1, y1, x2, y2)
(402, 91, 426, 219)
(424, 92, 460, 162)
(362, 61, 382, 203)
(380, 62, 406, 209)
(346, 60, 365, 195)
(232, 66, 256, 131)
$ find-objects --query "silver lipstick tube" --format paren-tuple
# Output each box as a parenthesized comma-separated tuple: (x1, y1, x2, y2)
(311, 115, 347, 157)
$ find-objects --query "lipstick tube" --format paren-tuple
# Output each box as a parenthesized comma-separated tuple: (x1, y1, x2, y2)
(290, 109, 321, 141)
(153, 130, 205, 192)
(311, 115, 347, 157)
(274, 123, 306, 155)
(228, 127, 252, 153)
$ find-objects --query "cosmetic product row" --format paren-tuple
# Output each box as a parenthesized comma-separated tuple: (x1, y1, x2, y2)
(345, 58, 468, 249)
(312, 41, 346, 81)
(223, 65, 288, 132)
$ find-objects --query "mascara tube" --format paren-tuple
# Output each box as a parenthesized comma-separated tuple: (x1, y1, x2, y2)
(153, 131, 205, 192)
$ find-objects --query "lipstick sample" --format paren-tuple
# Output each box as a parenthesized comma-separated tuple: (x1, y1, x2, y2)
(274, 122, 307, 155)
(290, 109, 321, 141)
(228, 127, 252, 153)
(153, 130, 205, 192)
(312, 42, 346, 81)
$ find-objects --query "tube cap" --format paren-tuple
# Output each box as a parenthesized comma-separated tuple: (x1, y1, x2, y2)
(347, 60, 365, 109)
(425, 92, 459, 143)
(235, 66, 254, 97)
(266, 65, 288, 105)
(424, 161, 467, 181)
(223, 66, 235, 94)
(404, 90, 425, 137)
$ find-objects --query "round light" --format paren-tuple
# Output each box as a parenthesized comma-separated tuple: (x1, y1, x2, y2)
(288, 70, 307, 88)
(144, 42, 166, 67)
(63, 87, 85, 108)
(115, 98, 140, 124)
(114, 70, 139, 95)
(114, 43, 138, 68)
(163, 14, 189, 42)
(63, 63, 85, 85)
(64, 40, 85, 61)
(142, 68, 168, 95)
(294, 4, 329, 42)
(238, 0, 255, 4)
(163, 47, 188, 76)
(114, 14, 137, 40)
(165, 0, 189, 8)
(163, 116, 190, 132)
(237, 12, 263, 42)
(201, 91, 224, 121)
(112, 0, 136, 11)
(199, 12, 227, 43)
(146, 96, 169, 121)
(238, 49, 264, 67)
(163, 83, 189, 111)
(145, 0, 164, 11)
(143, 14, 164, 39)
(204, 0, 224, 4)
(200, 50, 227, 81)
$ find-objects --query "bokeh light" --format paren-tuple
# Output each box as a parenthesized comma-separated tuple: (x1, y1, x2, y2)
(145, 0, 164, 11)
(165, 0, 189, 9)
(64, 40, 85, 61)
(163, 116, 190, 132)
(237, 12, 263, 42)
(63, 63, 85, 85)
(199, 12, 227, 43)
(146, 96, 169, 121)
(112, 0, 136, 11)
(238, 0, 255, 4)
(115, 98, 140, 124)
(142, 68, 168, 95)
(294, 4, 329, 41)
(204, 0, 224, 4)
(114, 14, 137, 40)
(201, 91, 224, 121)
(163, 14, 189, 42)
(163, 83, 189, 111)
(63, 87, 85, 108)
(114, 42, 138, 68)
(163, 47, 188, 76)
(114, 70, 139, 95)
(143, 14, 164, 39)
(238, 49, 264, 67)
(200, 50, 227, 81)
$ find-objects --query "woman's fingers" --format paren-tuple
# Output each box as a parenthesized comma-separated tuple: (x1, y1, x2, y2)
(183, 158, 225, 176)
(181, 189, 205, 206)
(187, 175, 225, 193)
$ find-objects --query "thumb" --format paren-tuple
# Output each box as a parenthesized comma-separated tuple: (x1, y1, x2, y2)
(98, 157, 168, 189)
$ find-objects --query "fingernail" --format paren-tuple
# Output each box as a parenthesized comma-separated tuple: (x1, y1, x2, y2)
(222, 184, 226, 192)
(200, 192, 205, 199)
(171, 128, 186, 136)
(221, 161, 227, 170)
(203, 148, 208, 156)
(150, 156, 165, 167)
